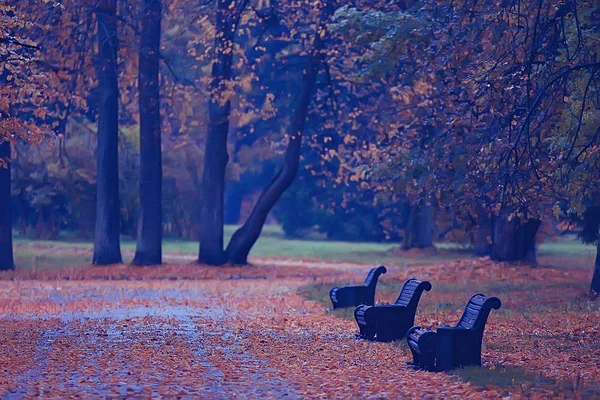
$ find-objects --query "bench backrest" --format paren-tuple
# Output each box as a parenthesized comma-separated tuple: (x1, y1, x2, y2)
(395, 278, 432, 310)
(363, 265, 387, 300)
(456, 293, 502, 331)
(363, 265, 387, 287)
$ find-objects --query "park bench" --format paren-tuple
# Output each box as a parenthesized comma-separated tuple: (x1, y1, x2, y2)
(406, 293, 501, 372)
(354, 278, 432, 342)
(329, 266, 387, 309)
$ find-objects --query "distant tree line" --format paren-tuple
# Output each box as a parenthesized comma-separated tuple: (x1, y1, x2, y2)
(0, 0, 598, 292)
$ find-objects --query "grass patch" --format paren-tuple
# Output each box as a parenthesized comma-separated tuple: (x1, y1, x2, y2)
(12, 225, 459, 270)
(12, 228, 595, 271)
(13, 225, 401, 268)
(296, 283, 356, 320)
(297, 283, 332, 307)
(454, 365, 600, 398)
(296, 280, 413, 321)
(454, 365, 553, 390)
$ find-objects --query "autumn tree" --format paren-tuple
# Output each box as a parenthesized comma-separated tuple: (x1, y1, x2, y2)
(0, 3, 63, 270)
(0, 141, 12, 271)
(132, 0, 163, 266)
(226, 0, 336, 264)
(578, 204, 600, 293)
(328, 0, 600, 262)
(93, 0, 122, 265)
(197, 0, 241, 264)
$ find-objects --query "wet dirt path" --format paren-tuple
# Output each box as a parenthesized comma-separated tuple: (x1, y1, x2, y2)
(0, 279, 304, 398)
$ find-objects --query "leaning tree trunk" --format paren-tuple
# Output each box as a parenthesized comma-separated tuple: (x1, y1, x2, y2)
(402, 205, 434, 250)
(491, 215, 541, 263)
(133, 0, 163, 266)
(0, 141, 14, 271)
(93, 0, 122, 265)
(197, 0, 244, 265)
(225, 3, 332, 265)
(591, 242, 600, 293)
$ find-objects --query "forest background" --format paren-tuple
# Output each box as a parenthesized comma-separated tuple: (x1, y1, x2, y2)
(0, 0, 599, 290)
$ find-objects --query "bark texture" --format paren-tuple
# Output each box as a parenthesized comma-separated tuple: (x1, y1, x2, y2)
(198, 0, 241, 265)
(591, 242, 600, 293)
(133, 0, 163, 266)
(0, 141, 14, 271)
(93, 0, 122, 265)
(402, 205, 434, 250)
(491, 215, 541, 263)
(472, 215, 493, 256)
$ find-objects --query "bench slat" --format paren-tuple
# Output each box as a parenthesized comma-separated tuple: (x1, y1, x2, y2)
(406, 293, 502, 372)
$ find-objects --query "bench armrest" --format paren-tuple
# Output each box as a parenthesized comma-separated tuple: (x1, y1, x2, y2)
(437, 326, 468, 335)
(371, 304, 408, 313)
(437, 326, 479, 341)
(407, 326, 437, 355)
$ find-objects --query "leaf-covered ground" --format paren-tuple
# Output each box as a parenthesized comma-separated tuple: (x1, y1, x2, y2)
(0, 257, 598, 398)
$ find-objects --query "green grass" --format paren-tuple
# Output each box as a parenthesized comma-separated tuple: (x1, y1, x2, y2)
(454, 365, 600, 397)
(11, 226, 596, 270)
(296, 280, 413, 320)
(453, 364, 552, 390)
(13, 224, 401, 269)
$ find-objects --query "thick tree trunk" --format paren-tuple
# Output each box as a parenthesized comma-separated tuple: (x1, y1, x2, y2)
(491, 215, 541, 263)
(579, 206, 600, 293)
(93, 0, 122, 265)
(591, 242, 600, 293)
(473, 215, 493, 256)
(0, 141, 14, 271)
(402, 205, 434, 250)
(416, 205, 433, 248)
(225, 4, 331, 265)
(133, 0, 163, 266)
(198, 0, 241, 265)
(590, 240, 600, 293)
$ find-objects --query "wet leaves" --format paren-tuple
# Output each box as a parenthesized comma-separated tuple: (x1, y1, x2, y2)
(0, 258, 598, 397)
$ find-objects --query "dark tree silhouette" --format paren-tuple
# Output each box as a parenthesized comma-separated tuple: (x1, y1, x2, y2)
(198, 0, 248, 265)
(133, 0, 163, 266)
(93, 0, 122, 265)
(226, 0, 334, 265)
(579, 206, 600, 293)
(0, 141, 14, 271)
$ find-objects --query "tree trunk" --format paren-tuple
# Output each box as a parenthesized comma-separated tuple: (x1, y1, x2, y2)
(225, 3, 332, 265)
(402, 205, 434, 250)
(491, 215, 541, 263)
(416, 205, 433, 248)
(93, 0, 122, 265)
(133, 0, 162, 266)
(591, 242, 600, 293)
(0, 141, 14, 271)
(198, 0, 242, 265)
(473, 215, 492, 256)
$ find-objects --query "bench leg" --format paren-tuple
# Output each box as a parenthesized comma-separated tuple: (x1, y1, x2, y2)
(436, 334, 454, 372)
(361, 324, 376, 340)
(375, 322, 397, 342)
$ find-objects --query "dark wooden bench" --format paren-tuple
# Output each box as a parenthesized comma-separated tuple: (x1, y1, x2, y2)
(406, 293, 501, 371)
(329, 266, 387, 309)
(354, 278, 432, 342)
